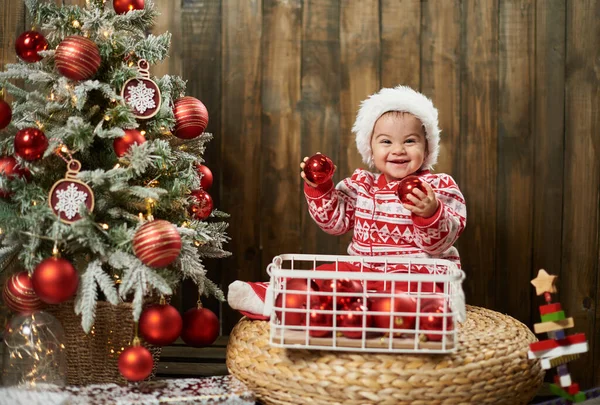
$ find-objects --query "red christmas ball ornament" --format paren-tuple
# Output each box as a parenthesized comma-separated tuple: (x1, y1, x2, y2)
(337, 300, 373, 339)
(0, 156, 30, 198)
(303, 153, 335, 185)
(173, 97, 209, 139)
(113, 129, 146, 157)
(15, 31, 48, 63)
(133, 220, 182, 268)
(113, 0, 145, 14)
(139, 303, 182, 346)
(419, 298, 453, 342)
(397, 176, 427, 205)
(14, 127, 48, 161)
(189, 189, 213, 220)
(195, 164, 213, 191)
(370, 292, 417, 333)
(318, 278, 363, 309)
(274, 278, 320, 326)
(0, 99, 12, 130)
(55, 36, 101, 81)
(32, 257, 79, 304)
(303, 302, 333, 337)
(2, 271, 44, 313)
(118, 344, 153, 381)
(180, 306, 219, 347)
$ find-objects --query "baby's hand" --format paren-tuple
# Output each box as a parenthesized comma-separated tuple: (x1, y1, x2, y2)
(403, 181, 439, 218)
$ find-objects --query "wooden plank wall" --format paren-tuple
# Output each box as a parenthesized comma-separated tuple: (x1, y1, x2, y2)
(1, 0, 599, 388)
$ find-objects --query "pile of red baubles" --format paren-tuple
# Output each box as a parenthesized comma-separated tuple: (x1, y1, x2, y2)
(274, 278, 453, 342)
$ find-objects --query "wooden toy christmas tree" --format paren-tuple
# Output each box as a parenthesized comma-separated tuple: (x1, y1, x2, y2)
(529, 269, 588, 403)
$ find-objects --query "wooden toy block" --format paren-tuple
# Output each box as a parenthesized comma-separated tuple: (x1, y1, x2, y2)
(573, 392, 586, 402)
(549, 330, 566, 340)
(541, 311, 566, 322)
(530, 339, 559, 353)
(531, 269, 558, 295)
(568, 383, 580, 395)
(557, 364, 569, 376)
(540, 302, 562, 315)
(540, 354, 580, 369)
(534, 318, 574, 334)
(528, 333, 587, 355)
(560, 374, 572, 387)
(549, 383, 574, 401)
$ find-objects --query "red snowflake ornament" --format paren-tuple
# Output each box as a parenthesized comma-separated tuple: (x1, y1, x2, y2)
(49, 160, 95, 224)
(121, 59, 162, 119)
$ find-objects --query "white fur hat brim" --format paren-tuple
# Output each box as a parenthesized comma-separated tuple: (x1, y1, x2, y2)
(352, 85, 440, 170)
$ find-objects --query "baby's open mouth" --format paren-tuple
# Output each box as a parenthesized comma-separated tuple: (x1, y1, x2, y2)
(388, 159, 409, 164)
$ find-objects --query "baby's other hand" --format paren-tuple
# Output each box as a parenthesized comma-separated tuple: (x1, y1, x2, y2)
(403, 180, 439, 218)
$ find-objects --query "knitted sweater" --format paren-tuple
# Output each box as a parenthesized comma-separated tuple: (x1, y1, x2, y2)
(304, 169, 467, 268)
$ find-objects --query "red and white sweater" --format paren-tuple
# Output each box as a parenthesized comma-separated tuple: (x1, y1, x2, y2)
(304, 169, 467, 267)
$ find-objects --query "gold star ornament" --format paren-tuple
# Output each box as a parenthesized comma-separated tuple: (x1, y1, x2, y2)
(531, 269, 558, 295)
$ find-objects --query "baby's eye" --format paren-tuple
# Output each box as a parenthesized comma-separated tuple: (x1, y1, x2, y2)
(405, 139, 416, 144)
(380, 139, 392, 144)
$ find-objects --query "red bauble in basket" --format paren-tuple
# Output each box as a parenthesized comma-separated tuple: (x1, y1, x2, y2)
(370, 292, 417, 333)
(14, 127, 48, 161)
(139, 303, 182, 346)
(303, 154, 335, 185)
(337, 300, 373, 339)
(132, 220, 182, 268)
(419, 298, 453, 342)
(189, 189, 213, 220)
(113, 129, 146, 157)
(397, 175, 427, 205)
(195, 164, 213, 190)
(113, 0, 145, 14)
(275, 278, 320, 326)
(2, 271, 44, 313)
(303, 302, 333, 337)
(180, 306, 219, 347)
(55, 36, 101, 81)
(173, 97, 209, 139)
(118, 345, 153, 381)
(0, 156, 30, 198)
(318, 278, 363, 309)
(15, 31, 48, 63)
(0, 99, 12, 130)
(31, 257, 79, 304)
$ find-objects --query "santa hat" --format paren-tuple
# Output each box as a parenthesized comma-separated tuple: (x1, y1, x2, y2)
(352, 85, 440, 170)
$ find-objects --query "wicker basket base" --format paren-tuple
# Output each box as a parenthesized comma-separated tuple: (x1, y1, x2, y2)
(226, 305, 544, 405)
(47, 300, 162, 386)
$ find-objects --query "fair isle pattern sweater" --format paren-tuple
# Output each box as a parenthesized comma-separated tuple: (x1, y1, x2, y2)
(304, 169, 467, 268)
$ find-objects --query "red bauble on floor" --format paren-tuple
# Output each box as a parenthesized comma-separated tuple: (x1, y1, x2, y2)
(139, 303, 182, 346)
(15, 31, 48, 63)
(303, 153, 335, 185)
(397, 176, 427, 205)
(2, 271, 44, 313)
(132, 220, 182, 268)
(180, 306, 219, 348)
(195, 164, 213, 191)
(14, 127, 48, 161)
(113, 129, 146, 157)
(31, 257, 79, 304)
(118, 344, 153, 381)
(0, 99, 12, 129)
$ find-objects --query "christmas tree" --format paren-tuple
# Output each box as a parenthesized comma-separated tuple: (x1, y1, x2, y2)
(0, 0, 228, 354)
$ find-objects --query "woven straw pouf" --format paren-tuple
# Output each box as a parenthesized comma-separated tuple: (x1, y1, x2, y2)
(226, 305, 544, 405)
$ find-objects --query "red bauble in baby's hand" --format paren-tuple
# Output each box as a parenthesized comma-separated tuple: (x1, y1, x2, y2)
(397, 176, 427, 204)
(303, 154, 335, 185)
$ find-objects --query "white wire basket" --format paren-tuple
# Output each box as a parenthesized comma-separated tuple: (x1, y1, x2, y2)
(265, 254, 466, 354)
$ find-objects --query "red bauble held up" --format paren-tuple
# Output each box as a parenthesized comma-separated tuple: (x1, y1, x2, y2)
(15, 31, 48, 63)
(118, 343, 153, 381)
(180, 304, 219, 347)
(173, 97, 209, 139)
(139, 302, 182, 346)
(113, 129, 146, 157)
(113, 0, 145, 14)
(189, 189, 213, 220)
(195, 164, 213, 190)
(31, 257, 79, 304)
(0, 156, 30, 198)
(14, 127, 48, 161)
(397, 176, 427, 205)
(132, 220, 182, 268)
(2, 271, 44, 313)
(0, 99, 12, 130)
(55, 36, 101, 81)
(303, 154, 335, 185)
